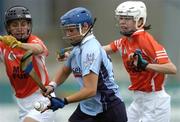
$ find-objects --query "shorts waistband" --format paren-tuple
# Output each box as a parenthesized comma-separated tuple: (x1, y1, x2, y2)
(133, 90, 168, 100)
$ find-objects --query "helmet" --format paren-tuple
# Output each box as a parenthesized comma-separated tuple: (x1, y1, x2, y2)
(60, 7, 93, 26)
(5, 6, 32, 26)
(115, 1, 147, 29)
(60, 7, 93, 46)
(5, 6, 32, 41)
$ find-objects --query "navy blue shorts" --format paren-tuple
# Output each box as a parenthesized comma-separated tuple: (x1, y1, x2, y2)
(68, 100, 127, 122)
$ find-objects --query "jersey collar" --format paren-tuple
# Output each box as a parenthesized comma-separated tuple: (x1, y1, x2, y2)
(81, 33, 95, 45)
(131, 29, 144, 37)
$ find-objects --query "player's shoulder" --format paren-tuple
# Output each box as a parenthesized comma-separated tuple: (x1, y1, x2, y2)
(137, 31, 154, 39)
(135, 31, 156, 44)
(82, 39, 100, 54)
(28, 34, 43, 43)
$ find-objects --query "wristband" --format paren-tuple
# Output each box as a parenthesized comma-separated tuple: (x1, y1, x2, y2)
(49, 81, 57, 89)
(64, 97, 69, 105)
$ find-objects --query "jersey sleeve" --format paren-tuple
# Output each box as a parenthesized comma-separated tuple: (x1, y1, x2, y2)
(141, 34, 169, 64)
(110, 39, 122, 52)
(29, 36, 48, 57)
(81, 44, 101, 76)
(65, 52, 73, 68)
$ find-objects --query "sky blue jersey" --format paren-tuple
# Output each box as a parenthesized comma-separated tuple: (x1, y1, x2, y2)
(65, 34, 123, 116)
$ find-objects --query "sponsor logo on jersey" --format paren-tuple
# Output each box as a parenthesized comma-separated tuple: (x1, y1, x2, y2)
(72, 67, 82, 77)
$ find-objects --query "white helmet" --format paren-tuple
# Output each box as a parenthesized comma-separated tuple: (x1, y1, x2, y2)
(115, 1, 147, 29)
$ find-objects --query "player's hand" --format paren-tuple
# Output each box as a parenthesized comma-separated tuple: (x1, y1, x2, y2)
(42, 85, 54, 97)
(133, 49, 148, 71)
(0, 35, 22, 48)
(56, 50, 70, 62)
(49, 97, 66, 111)
(41, 97, 68, 113)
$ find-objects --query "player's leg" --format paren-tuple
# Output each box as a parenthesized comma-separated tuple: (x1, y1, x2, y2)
(141, 90, 170, 122)
(23, 117, 39, 122)
(139, 95, 156, 122)
(24, 108, 55, 122)
(127, 93, 142, 122)
(154, 91, 171, 122)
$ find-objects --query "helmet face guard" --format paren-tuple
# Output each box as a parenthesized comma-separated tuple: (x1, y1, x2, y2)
(5, 6, 32, 42)
(60, 24, 84, 46)
(61, 24, 83, 39)
(60, 7, 93, 46)
(115, 1, 147, 36)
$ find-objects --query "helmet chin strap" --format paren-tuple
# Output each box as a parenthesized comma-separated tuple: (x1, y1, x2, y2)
(64, 18, 97, 46)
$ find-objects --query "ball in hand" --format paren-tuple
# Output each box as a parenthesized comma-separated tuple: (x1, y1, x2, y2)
(33, 101, 44, 111)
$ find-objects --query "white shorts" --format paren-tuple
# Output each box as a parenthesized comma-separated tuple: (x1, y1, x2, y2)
(15, 90, 56, 122)
(127, 90, 171, 122)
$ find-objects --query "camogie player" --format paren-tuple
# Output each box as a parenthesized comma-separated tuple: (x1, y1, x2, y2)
(44, 7, 127, 122)
(104, 1, 177, 122)
(0, 6, 55, 122)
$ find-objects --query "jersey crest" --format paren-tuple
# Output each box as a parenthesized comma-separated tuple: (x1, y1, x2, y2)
(83, 53, 95, 68)
(8, 51, 16, 61)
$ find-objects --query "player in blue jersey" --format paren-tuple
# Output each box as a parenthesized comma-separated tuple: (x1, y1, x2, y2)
(43, 7, 127, 122)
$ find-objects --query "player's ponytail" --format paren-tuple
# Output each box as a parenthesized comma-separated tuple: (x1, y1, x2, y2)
(144, 24, 151, 30)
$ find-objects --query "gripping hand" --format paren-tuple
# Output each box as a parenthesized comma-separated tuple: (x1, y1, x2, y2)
(0, 35, 22, 48)
(133, 49, 148, 71)
(48, 97, 68, 112)
(56, 47, 72, 62)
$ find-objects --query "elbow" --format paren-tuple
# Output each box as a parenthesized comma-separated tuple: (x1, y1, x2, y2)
(91, 89, 97, 96)
(169, 64, 177, 74)
(171, 66, 177, 74)
(36, 48, 44, 54)
(88, 88, 97, 97)
(33, 45, 44, 54)
(31, 48, 43, 55)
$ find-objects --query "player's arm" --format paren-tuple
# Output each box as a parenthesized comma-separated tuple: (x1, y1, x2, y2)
(20, 43, 44, 55)
(103, 39, 121, 55)
(103, 44, 115, 54)
(0, 35, 44, 54)
(54, 65, 72, 85)
(144, 38, 176, 74)
(42, 69, 98, 112)
(133, 49, 177, 74)
(44, 65, 72, 96)
(65, 71, 98, 103)
(146, 62, 177, 74)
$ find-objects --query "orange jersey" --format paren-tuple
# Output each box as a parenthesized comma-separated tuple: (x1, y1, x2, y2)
(110, 29, 170, 92)
(0, 35, 49, 98)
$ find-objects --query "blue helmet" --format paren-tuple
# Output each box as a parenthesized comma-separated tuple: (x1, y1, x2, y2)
(60, 7, 93, 26)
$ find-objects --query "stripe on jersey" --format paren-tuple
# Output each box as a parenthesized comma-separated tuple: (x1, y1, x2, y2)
(34, 55, 47, 85)
(155, 48, 168, 60)
(98, 62, 119, 111)
(114, 39, 122, 56)
(114, 39, 122, 49)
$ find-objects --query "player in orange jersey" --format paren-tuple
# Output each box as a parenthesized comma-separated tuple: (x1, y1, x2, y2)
(103, 1, 177, 122)
(0, 6, 55, 122)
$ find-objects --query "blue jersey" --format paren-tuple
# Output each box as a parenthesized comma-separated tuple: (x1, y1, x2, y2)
(65, 34, 123, 116)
